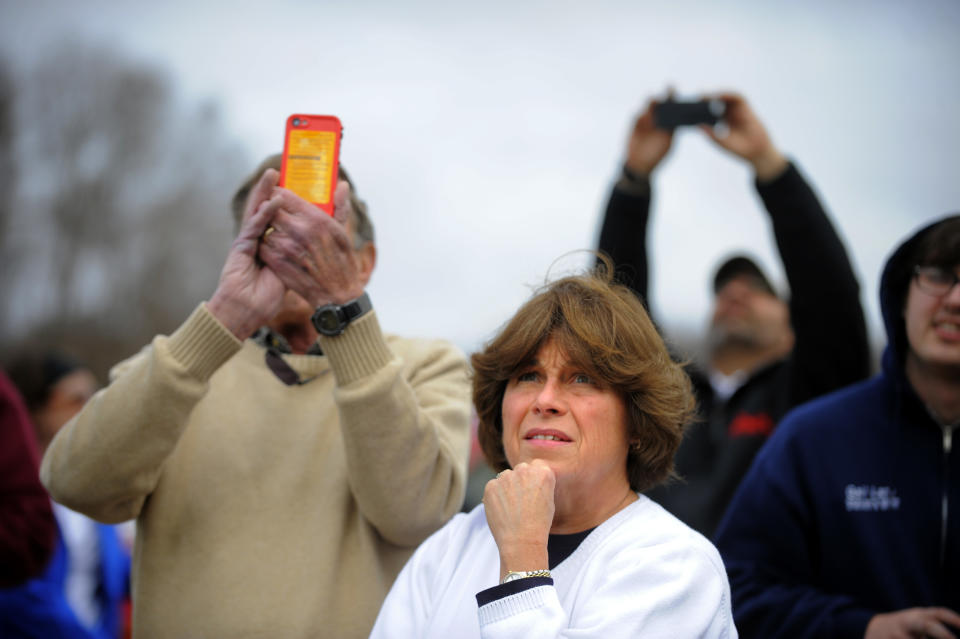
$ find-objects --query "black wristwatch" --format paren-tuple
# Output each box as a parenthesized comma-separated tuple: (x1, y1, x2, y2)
(311, 292, 372, 337)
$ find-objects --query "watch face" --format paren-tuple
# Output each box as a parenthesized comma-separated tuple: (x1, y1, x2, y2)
(316, 309, 342, 334)
(312, 293, 370, 337)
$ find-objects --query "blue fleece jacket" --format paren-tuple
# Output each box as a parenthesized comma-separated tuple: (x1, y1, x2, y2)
(0, 518, 130, 638)
(714, 215, 960, 638)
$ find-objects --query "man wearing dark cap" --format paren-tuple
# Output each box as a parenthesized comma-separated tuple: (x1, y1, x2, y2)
(598, 91, 870, 536)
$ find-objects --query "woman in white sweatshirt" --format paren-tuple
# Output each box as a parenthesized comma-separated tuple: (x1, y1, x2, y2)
(371, 264, 738, 639)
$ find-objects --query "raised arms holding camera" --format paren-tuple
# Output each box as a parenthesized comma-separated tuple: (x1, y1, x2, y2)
(622, 92, 788, 187)
(598, 90, 870, 538)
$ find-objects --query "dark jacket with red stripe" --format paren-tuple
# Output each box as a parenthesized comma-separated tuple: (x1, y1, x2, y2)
(597, 162, 870, 536)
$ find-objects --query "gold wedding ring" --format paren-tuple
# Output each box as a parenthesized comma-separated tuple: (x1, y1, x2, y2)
(262, 226, 276, 240)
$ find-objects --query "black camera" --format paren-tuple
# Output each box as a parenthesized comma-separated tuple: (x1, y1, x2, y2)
(652, 99, 725, 130)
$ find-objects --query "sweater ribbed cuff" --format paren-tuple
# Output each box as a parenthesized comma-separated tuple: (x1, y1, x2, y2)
(319, 311, 393, 386)
(477, 584, 553, 626)
(476, 577, 553, 607)
(165, 303, 243, 382)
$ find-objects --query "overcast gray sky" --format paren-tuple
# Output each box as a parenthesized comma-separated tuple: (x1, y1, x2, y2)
(2, 0, 958, 355)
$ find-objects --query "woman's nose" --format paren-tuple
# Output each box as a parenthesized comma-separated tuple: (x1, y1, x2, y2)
(532, 380, 566, 416)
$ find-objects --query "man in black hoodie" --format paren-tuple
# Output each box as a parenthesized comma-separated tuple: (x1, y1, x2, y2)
(715, 215, 960, 638)
(598, 91, 870, 536)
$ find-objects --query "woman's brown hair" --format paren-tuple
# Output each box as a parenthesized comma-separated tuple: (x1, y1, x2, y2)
(472, 259, 695, 492)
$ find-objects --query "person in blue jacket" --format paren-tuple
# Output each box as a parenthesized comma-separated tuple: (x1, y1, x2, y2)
(0, 353, 130, 639)
(0, 521, 129, 638)
(714, 214, 960, 639)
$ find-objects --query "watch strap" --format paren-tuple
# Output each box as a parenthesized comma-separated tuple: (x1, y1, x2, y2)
(338, 292, 372, 326)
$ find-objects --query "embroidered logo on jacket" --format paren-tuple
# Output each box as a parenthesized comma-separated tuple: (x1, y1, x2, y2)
(845, 485, 901, 511)
(727, 412, 774, 438)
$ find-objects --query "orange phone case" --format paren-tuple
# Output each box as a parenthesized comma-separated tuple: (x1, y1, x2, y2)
(279, 114, 343, 216)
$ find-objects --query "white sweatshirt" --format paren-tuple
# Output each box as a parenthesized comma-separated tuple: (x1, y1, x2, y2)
(371, 494, 738, 639)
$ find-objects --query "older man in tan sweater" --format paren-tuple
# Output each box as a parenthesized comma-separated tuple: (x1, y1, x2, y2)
(41, 157, 471, 638)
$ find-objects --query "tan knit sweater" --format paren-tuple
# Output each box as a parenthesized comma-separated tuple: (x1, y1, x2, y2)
(41, 303, 471, 638)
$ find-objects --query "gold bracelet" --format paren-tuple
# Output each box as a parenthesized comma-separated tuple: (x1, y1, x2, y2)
(501, 569, 551, 584)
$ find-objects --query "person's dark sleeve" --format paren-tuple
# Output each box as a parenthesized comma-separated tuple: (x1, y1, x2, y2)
(714, 418, 876, 638)
(757, 162, 870, 400)
(596, 173, 652, 309)
(0, 370, 56, 587)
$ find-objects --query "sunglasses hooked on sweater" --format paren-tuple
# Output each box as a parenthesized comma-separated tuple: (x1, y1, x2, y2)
(264, 348, 318, 386)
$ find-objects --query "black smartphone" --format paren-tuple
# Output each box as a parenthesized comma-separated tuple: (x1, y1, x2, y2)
(652, 99, 725, 130)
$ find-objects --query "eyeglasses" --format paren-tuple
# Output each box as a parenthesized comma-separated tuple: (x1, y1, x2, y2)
(265, 348, 318, 386)
(913, 265, 960, 297)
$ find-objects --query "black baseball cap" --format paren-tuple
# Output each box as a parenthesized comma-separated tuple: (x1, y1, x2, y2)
(713, 255, 777, 297)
